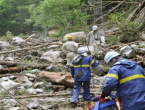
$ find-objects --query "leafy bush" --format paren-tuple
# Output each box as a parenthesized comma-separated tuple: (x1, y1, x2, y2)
(6, 31, 13, 37)
(119, 21, 141, 43)
(27, 0, 89, 36)
(106, 36, 119, 45)
(51, 33, 59, 38)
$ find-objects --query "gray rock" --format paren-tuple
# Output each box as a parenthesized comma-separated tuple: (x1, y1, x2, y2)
(0, 80, 20, 91)
(0, 77, 9, 82)
(30, 69, 41, 74)
(48, 103, 59, 109)
(34, 82, 44, 88)
(9, 75, 17, 80)
(5, 57, 14, 61)
(0, 99, 17, 107)
(22, 78, 33, 88)
(91, 65, 107, 76)
(0, 41, 10, 50)
(27, 100, 39, 109)
(9, 107, 21, 110)
(120, 45, 132, 53)
(131, 44, 138, 50)
(25, 73, 37, 78)
(123, 49, 136, 58)
(141, 34, 145, 39)
(27, 88, 43, 95)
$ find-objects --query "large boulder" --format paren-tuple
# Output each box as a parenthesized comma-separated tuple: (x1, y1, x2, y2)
(40, 51, 63, 63)
(0, 41, 10, 50)
(63, 31, 86, 41)
(12, 37, 25, 45)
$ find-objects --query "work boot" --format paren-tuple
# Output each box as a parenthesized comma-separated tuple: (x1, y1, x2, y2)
(70, 102, 77, 108)
(82, 101, 89, 110)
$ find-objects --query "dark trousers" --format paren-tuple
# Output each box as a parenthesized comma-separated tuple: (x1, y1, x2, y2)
(70, 81, 91, 102)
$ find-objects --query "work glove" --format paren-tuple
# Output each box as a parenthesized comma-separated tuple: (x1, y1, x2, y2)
(101, 91, 108, 99)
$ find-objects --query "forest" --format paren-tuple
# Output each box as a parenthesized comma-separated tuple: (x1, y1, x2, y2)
(0, 0, 144, 39)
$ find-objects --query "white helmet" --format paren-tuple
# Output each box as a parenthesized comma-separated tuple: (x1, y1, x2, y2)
(77, 48, 86, 54)
(104, 51, 120, 64)
(92, 25, 98, 30)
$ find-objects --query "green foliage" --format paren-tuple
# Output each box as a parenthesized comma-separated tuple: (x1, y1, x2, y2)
(6, 31, 13, 37)
(26, 0, 89, 36)
(50, 33, 59, 38)
(1, 91, 8, 95)
(108, 11, 141, 43)
(139, 44, 145, 48)
(106, 36, 119, 45)
(0, 0, 43, 36)
(27, 67, 32, 71)
(118, 20, 140, 43)
(14, 89, 28, 95)
(18, 33, 29, 38)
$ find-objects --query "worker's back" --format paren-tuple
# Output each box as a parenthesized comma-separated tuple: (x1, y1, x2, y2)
(70, 55, 99, 81)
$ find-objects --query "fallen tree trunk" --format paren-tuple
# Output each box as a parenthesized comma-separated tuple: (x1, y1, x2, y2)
(103, 1, 139, 4)
(0, 66, 45, 74)
(38, 71, 74, 88)
(93, 0, 126, 24)
(0, 61, 49, 67)
(110, 41, 145, 49)
(127, 0, 145, 21)
(0, 62, 66, 74)
(0, 93, 72, 99)
(0, 92, 99, 99)
(0, 42, 63, 55)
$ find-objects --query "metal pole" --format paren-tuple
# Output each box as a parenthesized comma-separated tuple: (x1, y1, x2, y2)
(43, 27, 47, 38)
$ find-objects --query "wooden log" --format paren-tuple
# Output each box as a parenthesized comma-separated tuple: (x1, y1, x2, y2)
(135, 55, 143, 60)
(0, 61, 67, 74)
(24, 34, 35, 43)
(0, 92, 99, 99)
(38, 71, 74, 88)
(110, 41, 145, 49)
(0, 42, 63, 55)
(93, 0, 126, 24)
(103, 1, 139, 4)
(127, 1, 145, 21)
(0, 93, 71, 99)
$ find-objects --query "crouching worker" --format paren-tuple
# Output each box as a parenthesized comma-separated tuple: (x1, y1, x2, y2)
(70, 48, 99, 109)
(102, 51, 145, 110)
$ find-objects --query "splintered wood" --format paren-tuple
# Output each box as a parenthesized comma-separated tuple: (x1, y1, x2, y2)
(38, 71, 74, 88)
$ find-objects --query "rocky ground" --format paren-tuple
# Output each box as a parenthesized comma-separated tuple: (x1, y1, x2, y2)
(0, 31, 145, 110)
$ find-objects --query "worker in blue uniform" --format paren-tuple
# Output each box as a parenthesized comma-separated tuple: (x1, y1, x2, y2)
(70, 48, 99, 109)
(102, 51, 145, 110)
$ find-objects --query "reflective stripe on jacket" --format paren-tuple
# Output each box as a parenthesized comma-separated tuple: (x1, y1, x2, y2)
(103, 58, 145, 110)
(70, 56, 99, 81)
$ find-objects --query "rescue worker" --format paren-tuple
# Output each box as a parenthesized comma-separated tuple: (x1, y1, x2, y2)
(70, 48, 99, 109)
(62, 35, 78, 68)
(86, 25, 103, 58)
(102, 51, 145, 110)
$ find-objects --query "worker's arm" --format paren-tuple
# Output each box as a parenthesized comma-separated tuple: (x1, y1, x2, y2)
(70, 61, 75, 78)
(90, 58, 99, 67)
(86, 32, 91, 46)
(102, 68, 119, 97)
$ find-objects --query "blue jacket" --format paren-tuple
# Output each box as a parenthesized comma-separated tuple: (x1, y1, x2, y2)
(70, 56, 99, 81)
(103, 58, 145, 110)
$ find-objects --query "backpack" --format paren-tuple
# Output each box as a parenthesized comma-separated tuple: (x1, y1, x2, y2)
(89, 94, 119, 110)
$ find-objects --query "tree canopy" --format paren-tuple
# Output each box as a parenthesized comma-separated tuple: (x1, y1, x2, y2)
(0, 0, 144, 36)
